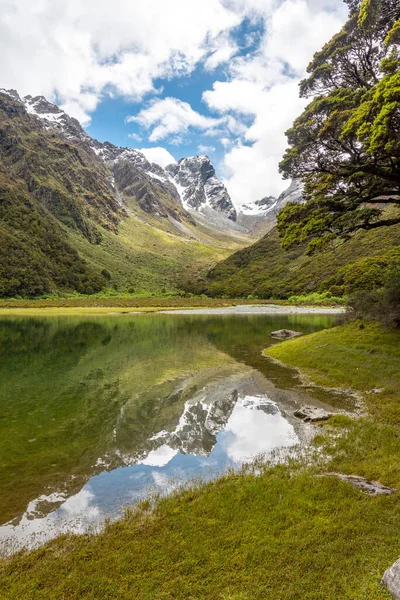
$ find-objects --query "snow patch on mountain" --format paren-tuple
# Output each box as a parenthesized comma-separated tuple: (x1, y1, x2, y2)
(240, 180, 304, 219)
(240, 195, 278, 216)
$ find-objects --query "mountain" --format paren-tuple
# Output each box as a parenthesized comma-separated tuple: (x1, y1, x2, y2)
(10, 91, 237, 223)
(0, 89, 248, 298)
(237, 179, 304, 233)
(241, 195, 277, 217)
(166, 156, 236, 221)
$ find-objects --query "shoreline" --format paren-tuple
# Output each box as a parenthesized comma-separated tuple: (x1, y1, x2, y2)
(0, 304, 346, 317)
(160, 305, 345, 315)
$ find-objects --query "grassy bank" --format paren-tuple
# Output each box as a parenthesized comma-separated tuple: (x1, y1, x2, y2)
(191, 222, 400, 300)
(1, 322, 400, 599)
(0, 296, 271, 310)
(0, 296, 276, 317)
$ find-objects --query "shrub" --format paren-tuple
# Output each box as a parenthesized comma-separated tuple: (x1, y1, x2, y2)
(288, 292, 346, 306)
(349, 269, 400, 328)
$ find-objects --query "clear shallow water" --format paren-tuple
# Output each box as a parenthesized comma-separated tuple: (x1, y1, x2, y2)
(0, 313, 346, 553)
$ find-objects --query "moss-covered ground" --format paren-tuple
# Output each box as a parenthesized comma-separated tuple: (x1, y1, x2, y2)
(1, 322, 400, 599)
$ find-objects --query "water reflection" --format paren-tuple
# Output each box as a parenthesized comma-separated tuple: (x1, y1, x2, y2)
(0, 313, 344, 554)
(0, 390, 298, 552)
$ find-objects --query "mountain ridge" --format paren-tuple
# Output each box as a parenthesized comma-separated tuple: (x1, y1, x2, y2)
(1, 89, 237, 224)
(0, 88, 250, 297)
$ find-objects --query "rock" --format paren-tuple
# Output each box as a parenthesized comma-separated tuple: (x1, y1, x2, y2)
(294, 406, 331, 422)
(271, 329, 304, 340)
(325, 473, 396, 496)
(383, 558, 400, 599)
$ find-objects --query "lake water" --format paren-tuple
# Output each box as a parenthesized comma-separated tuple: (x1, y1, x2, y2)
(0, 313, 347, 554)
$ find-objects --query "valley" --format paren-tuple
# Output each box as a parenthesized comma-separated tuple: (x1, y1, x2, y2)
(1, 0, 400, 598)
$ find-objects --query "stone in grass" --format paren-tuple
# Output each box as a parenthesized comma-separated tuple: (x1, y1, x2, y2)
(271, 329, 303, 340)
(383, 558, 400, 599)
(325, 473, 396, 496)
(294, 406, 332, 423)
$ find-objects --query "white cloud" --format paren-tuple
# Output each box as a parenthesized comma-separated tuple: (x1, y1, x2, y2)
(129, 97, 228, 142)
(128, 132, 142, 142)
(0, 0, 349, 204)
(140, 147, 176, 168)
(140, 445, 178, 467)
(0, 0, 242, 123)
(221, 395, 298, 463)
(204, 35, 238, 71)
(198, 144, 216, 154)
(202, 0, 348, 206)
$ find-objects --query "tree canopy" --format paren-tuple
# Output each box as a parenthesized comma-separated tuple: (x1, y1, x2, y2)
(278, 0, 400, 254)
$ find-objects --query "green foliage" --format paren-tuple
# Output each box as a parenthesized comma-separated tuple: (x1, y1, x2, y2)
(0, 95, 121, 242)
(349, 268, 400, 327)
(0, 176, 106, 297)
(190, 223, 400, 299)
(336, 248, 400, 293)
(279, 0, 400, 252)
(287, 292, 346, 306)
(386, 18, 400, 45)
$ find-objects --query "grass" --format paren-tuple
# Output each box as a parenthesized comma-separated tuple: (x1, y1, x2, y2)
(66, 207, 249, 297)
(1, 321, 400, 598)
(265, 321, 400, 423)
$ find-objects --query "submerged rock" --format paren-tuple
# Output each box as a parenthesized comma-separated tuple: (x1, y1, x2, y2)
(383, 558, 400, 599)
(294, 406, 331, 422)
(271, 329, 303, 340)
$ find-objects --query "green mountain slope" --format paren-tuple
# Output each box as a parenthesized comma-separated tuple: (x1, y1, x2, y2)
(189, 223, 400, 299)
(0, 91, 248, 298)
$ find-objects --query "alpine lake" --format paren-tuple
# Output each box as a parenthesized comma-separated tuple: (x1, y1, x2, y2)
(0, 311, 353, 555)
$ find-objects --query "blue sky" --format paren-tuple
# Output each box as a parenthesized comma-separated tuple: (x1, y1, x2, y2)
(87, 17, 262, 167)
(0, 0, 348, 206)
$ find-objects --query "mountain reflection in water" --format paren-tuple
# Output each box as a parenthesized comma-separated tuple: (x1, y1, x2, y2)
(0, 313, 343, 554)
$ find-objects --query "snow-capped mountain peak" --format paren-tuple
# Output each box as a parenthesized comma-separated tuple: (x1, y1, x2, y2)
(23, 94, 90, 142)
(166, 155, 236, 221)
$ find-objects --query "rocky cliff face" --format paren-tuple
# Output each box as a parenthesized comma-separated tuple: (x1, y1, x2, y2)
(0, 89, 121, 240)
(241, 195, 277, 216)
(23, 93, 91, 143)
(276, 179, 304, 207)
(166, 156, 237, 221)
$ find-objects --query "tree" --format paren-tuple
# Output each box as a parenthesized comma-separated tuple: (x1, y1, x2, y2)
(278, 0, 400, 254)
